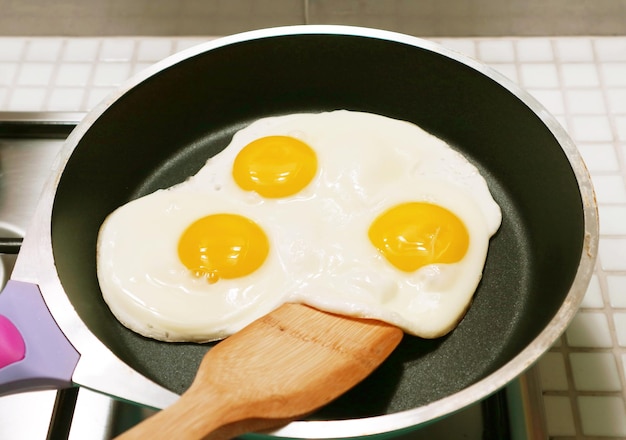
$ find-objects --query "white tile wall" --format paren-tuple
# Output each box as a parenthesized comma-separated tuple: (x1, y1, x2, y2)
(578, 396, 626, 436)
(0, 37, 213, 112)
(1, 34, 626, 439)
(570, 352, 621, 391)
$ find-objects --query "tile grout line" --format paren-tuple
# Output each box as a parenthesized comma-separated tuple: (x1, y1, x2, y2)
(0, 39, 20, 109)
(130, 38, 141, 83)
(548, 36, 585, 439)
(3, 39, 28, 111)
(303, 0, 310, 24)
(78, 38, 103, 112)
(592, 41, 626, 208)
(41, 39, 66, 112)
(588, 39, 625, 406)
(590, 36, 626, 416)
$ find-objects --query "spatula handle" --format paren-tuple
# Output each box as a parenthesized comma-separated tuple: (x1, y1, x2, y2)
(115, 384, 277, 440)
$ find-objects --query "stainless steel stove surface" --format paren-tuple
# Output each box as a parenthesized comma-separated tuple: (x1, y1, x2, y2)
(0, 113, 546, 440)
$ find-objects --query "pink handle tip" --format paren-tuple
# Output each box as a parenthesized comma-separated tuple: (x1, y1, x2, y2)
(0, 315, 26, 368)
(0, 280, 79, 394)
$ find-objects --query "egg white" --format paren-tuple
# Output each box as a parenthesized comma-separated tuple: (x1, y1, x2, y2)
(97, 110, 502, 341)
(97, 190, 293, 342)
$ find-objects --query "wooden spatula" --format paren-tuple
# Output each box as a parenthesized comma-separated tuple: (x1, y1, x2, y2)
(116, 302, 403, 440)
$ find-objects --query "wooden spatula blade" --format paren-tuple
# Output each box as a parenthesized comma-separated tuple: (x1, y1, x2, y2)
(116, 303, 403, 440)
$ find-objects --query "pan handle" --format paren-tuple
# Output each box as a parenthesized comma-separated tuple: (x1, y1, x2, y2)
(0, 280, 80, 395)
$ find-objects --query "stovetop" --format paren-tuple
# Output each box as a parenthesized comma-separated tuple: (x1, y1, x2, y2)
(0, 112, 546, 439)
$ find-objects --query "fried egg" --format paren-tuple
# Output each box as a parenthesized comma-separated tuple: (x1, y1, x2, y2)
(97, 110, 502, 342)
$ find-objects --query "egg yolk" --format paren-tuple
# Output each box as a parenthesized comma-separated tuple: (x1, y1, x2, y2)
(368, 202, 469, 272)
(232, 135, 317, 198)
(178, 214, 269, 283)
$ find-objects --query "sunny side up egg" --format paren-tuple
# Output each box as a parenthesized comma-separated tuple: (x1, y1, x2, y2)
(96, 110, 502, 342)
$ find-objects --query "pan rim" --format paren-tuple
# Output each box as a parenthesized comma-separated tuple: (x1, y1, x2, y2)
(15, 25, 599, 438)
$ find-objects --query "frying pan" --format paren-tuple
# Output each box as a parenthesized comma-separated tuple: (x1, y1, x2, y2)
(0, 25, 598, 438)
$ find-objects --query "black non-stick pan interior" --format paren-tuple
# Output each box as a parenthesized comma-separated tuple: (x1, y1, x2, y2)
(51, 33, 584, 418)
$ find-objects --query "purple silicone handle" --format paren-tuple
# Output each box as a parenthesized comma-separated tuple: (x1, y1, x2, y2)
(0, 280, 80, 395)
